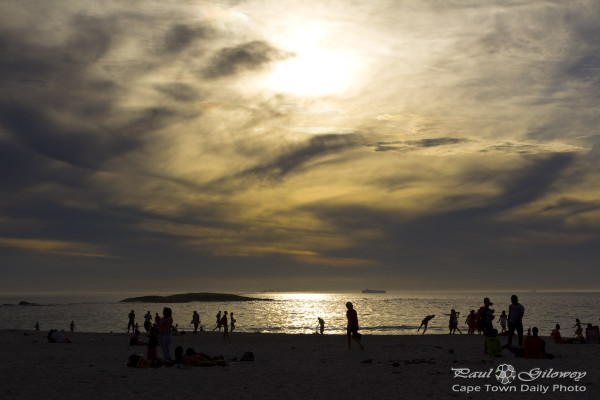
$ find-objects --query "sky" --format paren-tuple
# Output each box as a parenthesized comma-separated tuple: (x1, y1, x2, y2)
(1, 0, 599, 293)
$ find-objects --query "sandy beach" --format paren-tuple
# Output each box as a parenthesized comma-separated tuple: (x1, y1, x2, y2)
(1, 329, 598, 400)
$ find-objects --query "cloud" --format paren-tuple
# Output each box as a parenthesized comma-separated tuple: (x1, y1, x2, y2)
(203, 40, 291, 78)
(0, 237, 119, 259)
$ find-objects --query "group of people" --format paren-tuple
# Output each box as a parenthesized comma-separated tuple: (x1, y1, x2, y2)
(211, 310, 236, 338)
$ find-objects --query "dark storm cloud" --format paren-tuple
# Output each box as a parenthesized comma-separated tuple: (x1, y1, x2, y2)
(203, 40, 290, 78)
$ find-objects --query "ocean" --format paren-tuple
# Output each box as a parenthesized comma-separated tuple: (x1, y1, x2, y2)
(1, 291, 598, 337)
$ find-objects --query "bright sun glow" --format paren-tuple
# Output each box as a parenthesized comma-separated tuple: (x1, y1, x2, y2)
(268, 28, 356, 96)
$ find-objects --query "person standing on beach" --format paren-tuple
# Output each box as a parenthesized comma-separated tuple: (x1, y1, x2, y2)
(418, 315, 435, 334)
(221, 311, 229, 339)
(70, 320, 76, 332)
(446, 310, 461, 334)
(478, 298, 495, 335)
(507, 295, 524, 347)
(143, 311, 152, 333)
(35, 321, 40, 331)
(127, 310, 136, 333)
(158, 307, 173, 361)
(192, 311, 200, 334)
(230, 312, 236, 333)
(346, 302, 364, 350)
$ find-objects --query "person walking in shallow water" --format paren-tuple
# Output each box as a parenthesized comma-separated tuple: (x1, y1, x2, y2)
(192, 311, 200, 334)
(230, 312, 236, 333)
(221, 311, 229, 339)
(213, 311, 222, 331)
(418, 315, 435, 334)
(127, 310, 135, 333)
(317, 317, 325, 334)
(346, 302, 364, 350)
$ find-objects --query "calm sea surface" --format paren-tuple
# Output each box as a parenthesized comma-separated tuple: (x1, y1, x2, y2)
(1, 291, 598, 337)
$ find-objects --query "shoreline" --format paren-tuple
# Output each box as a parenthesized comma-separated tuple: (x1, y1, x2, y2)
(2, 329, 598, 399)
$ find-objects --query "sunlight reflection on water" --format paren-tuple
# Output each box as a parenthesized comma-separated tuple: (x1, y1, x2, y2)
(1, 291, 599, 336)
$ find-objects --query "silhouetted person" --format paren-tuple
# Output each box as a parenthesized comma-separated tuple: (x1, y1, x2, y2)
(230, 312, 236, 332)
(158, 307, 173, 361)
(573, 318, 583, 339)
(466, 310, 477, 334)
(143, 311, 152, 332)
(127, 310, 136, 333)
(70, 320, 76, 332)
(317, 317, 325, 334)
(507, 295, 524, 347)
(446, 309, 461, 334)
(192, 311, 200, 334)
(524, 327, 552, 359)
(155, 312, 161, 325)
(35, 321, 40, 331)
(346, 302, 364, 350)
(499, 310, 507, 334)
(212, 311, 222, 331)
(418, 315, 435, 334)
(221, 311, 229, 339)
(478, 297, 495, 335)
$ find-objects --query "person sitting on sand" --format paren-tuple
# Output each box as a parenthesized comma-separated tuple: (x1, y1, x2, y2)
(418, 315, 435, 335)
(47, 329, 71, 343)
(485, 329, 503, 357)
(551, 324, 570, 344)
(524, 327, 553, 359)
(346, 302, 364, 350)
(130, 329, 147, 346)
(317, 317, 325, 334)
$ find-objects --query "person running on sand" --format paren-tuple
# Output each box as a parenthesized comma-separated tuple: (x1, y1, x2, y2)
(127, 310, 136, 333)
(346, 302, 364, 350)
(418, 315, 435, 334)
(220, 311, 229, 339)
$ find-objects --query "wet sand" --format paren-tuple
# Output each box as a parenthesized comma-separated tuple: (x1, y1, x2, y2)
(1, 329, 598, 399)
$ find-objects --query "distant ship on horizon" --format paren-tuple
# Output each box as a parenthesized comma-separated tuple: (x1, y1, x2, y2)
(362, 289, 386, 294)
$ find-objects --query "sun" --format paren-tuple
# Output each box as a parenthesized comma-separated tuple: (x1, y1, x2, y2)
(267, 28, 357, 96)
